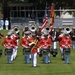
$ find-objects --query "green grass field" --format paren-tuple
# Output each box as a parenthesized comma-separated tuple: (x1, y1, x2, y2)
(0, 30, 75, 75)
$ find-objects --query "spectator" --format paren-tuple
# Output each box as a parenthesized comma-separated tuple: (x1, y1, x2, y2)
(5, 18, 9, 30)
(0, 18, 4, 30)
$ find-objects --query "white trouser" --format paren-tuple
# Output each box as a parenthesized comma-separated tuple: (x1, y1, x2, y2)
(60, 47, 63, 54)
(48, 53, 50, 62)
(37, 48, 40, 53)
(29, 54, 31, 59)
(11, 49, 14, 61)
(11, 46, 18, 61)
(13, 46, 18, 59)
(31, 53, 37, 67)
(60, 47, 64, 58)
(15, 46, 18, 57)
(5, 25, 8, 30)
(0, 26, 3, 30)
(53, 42, 57, 49)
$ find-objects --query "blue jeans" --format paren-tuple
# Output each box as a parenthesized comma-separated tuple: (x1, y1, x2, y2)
(43, 54, 50, 64)
(64, 54, 70, 64)
(7, 55, 12, 64)
(24, 53, 30, 64)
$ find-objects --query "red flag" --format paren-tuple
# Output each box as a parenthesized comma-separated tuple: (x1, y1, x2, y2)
(50, 3, 54, 28)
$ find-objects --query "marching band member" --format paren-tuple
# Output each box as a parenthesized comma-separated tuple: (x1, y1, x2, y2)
(50, 28, 58, 57)
(28, 23, 39, 67)
(58, 31, 72, 64)
(29, 33, 38, 67)
(20, 31, 31, 64)
(38, 32, 52, 64)
(13, 26, 20, 58)
(2, 32, 15, 64)
(58, 30, 65, 60)
(11, 32, 20, 61)
(50, 28, 57, 49)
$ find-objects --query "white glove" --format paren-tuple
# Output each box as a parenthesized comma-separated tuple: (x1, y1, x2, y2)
(59, 33, 64, 37)
(29, 42, 35, 46)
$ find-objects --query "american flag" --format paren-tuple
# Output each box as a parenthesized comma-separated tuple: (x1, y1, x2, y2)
(41, 4, 48, 32)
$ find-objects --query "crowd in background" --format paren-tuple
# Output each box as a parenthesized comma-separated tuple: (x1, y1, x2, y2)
(0, 18, 9, 30)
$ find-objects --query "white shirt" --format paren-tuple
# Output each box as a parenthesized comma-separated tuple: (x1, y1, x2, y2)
(5, 20, 9, 26)
(0, 20, 4, 25)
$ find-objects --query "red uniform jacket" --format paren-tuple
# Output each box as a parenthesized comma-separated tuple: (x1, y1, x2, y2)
(38, 36, 52, 49)
(11, 34, 19, 46)
(58, 35, 72, 48)
(20, 35, 37, 53)
(30, 37, 38, 53)
(2, 36, 15, 48)
(20, 36, 30, 47)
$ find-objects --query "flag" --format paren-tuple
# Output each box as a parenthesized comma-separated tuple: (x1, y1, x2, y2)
(41, 4, 48, 31)
(50, 3, 54, 28)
